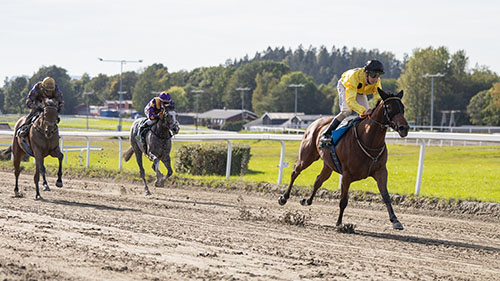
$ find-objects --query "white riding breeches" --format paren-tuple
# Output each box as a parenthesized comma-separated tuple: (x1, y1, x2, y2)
(334, 79, 369, 121)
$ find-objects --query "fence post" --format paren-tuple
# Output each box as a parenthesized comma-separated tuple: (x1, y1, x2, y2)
(118, 136, 122, 170)
(86, 137, 90, 168)
(277, 140, 285, 184)
(226, 139, 232, 179)
(415, 139, 426, 195)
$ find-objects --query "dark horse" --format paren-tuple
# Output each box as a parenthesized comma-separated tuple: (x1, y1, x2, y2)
(12, 98, 63, 200)
(278, 88, 410, 230)
(123, 106, 180, 195)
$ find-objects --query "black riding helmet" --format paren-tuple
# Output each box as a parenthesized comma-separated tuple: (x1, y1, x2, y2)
(364, 60, 385, 74)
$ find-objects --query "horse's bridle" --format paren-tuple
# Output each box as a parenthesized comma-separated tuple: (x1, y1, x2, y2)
(34, 105, 58, 138)
(368, 97, 404, 131)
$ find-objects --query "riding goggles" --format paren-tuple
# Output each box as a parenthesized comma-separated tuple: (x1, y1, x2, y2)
(368, 72, 382, 79)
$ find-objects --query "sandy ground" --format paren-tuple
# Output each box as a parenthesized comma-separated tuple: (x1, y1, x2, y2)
(0, 171, 499, 281)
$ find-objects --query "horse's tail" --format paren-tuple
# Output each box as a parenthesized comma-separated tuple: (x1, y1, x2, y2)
(0, 145, 11, 160)
(123, 146, 134, 162)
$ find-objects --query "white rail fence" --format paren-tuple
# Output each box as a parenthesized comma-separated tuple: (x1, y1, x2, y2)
(1, 130, 499, 196)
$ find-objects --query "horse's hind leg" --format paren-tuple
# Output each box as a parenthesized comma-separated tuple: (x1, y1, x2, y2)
(12, 143, 24, 197)
(134, 149, 151, 196)
(278, 144, 320, 205)
(373, 168, 403, 230)
(300, 164, 333, 206)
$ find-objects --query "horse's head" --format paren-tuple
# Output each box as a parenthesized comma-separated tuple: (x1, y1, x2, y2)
(161, 106, 180, 135)
(376, 88, 409, 137)
(40, 98, 59, 138)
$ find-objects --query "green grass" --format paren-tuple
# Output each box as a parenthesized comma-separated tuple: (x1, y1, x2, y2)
(1, 115, 499, 202)
(1, 136, 499, 203)
(1, 115, 133, 131)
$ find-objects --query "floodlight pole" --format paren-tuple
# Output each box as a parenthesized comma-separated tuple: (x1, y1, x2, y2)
(191, 89, 204, 134)
(98, 58, 143, 131)
(288, 83, 305, 116)
(236, 87, 251, 122)
(422, 73, 445, 131)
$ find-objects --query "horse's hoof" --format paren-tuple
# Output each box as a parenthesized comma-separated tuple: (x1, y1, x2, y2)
(56, 181, 63, 188)
(145, 191, 152, 196)
(35, 195, 43, 201)
(14, 192, 23, 198)
(278, 196, 287, 206)
(300, 198, 308, 206)
(154, 180, 164, 187)
(393, 221, 404, 230)
(43, 185, 50, 191)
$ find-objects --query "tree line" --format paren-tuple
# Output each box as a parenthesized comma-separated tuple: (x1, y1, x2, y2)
(1, 45, 499, 126)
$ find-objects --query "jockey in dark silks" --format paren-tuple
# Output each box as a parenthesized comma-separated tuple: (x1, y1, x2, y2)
(17, 77, 64, 137)
(137, 91, 174, 142)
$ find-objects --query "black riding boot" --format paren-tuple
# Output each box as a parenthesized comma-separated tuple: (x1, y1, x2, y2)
(319, 118, 341, 148)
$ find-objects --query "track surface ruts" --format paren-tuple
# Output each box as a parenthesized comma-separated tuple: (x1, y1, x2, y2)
(1, 171, 499, 280)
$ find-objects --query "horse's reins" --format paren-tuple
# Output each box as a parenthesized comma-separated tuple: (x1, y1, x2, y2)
(354, 96, 403, 176)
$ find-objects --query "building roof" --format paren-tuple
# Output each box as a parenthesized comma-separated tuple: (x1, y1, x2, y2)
(198, 109, 257, 119)
(263, 112, 305, 120)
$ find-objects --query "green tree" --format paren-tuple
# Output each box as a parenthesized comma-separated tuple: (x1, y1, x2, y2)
(87, 74, 110, 105)
(269, 72, 330, 114)
(71, 73, 91, 106)
(166, 86, 188, 112)
(107, 71, 139, 101)
(252, 72, 280, 115)
(468, 82, 500, 125)
(223, 61, 290, 111)
(318, 84, 338, 115)
(28, 65, 76, 114)
(4, 77, 28, 113)
(0, 87, 4, 113)
(398, 47, 451, 126)
(132, 64, 169, 111)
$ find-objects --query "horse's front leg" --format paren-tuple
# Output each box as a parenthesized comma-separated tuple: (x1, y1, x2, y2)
(150, 156, 164, 188)
(40, 163, 50, 191)
(160, 154, 173, 181)
(336, 174, 353, 226)
(55, 147, 63, 188)
(33, 155, 43, 200)
(372, 168, 403, 230)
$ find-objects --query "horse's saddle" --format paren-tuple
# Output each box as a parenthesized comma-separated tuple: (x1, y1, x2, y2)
(328, 117, 363, 174)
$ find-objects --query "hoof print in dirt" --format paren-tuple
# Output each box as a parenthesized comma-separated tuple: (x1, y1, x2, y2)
(336, 223, 356, 234)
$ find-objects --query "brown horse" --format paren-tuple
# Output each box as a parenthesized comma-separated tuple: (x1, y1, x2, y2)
(278, 88, 409, 230)
(12, 99, 63, 200)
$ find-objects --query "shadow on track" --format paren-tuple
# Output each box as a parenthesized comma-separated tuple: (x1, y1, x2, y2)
(47, 199, 141, 212)
(355, 230, 500, 252)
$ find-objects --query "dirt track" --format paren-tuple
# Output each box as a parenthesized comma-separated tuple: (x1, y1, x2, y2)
(1, 171, 499, 280)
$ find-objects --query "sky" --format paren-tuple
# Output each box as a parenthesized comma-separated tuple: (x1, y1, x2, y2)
(1, 0, 499, 86)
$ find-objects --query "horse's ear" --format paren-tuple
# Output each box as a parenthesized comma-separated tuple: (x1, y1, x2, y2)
(377, 87, 388, 100)
(397, 90, 404, 99)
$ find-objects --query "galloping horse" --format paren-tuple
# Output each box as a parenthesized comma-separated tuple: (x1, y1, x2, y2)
(12, 98, 63, 200)
(123, 106, 180, 195)
(278, 88, 409, 229)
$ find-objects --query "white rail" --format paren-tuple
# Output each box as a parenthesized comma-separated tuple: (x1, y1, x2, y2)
(1, 130, 499, 196)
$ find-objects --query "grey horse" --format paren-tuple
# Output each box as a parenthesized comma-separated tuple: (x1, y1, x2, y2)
(123, 107, 180, 195)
